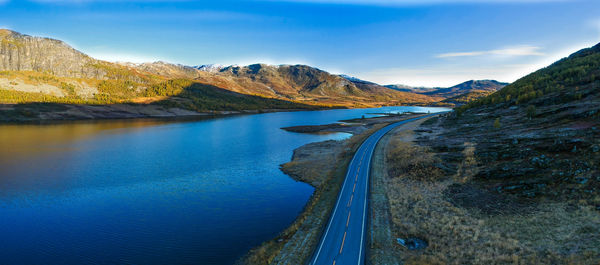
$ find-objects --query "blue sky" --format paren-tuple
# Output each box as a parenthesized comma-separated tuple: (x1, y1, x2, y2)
(0, 0, 598, 86)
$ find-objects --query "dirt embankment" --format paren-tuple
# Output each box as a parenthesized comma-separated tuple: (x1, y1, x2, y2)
(240, 113, 426, 265)
(280, 140, 345, 187)
(0, 103, 312, 123)
(281, 113, 423, 135)
(370, 115, 600, 264)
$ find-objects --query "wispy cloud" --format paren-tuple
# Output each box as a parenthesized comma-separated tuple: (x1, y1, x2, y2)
(436, 45, 544, 58)
(71, 10, 269, 22)
(28, 0, 193, 3)
(589, 18, 600, 33)
(355, 65, 519, 87)
(85, 49, 164, 63)
(266, 0, 571, 6)
(355, 42, 594, 87)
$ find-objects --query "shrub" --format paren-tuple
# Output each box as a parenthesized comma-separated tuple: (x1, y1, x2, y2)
(526, 105, 536, 119)
(493, 118, 501, 129)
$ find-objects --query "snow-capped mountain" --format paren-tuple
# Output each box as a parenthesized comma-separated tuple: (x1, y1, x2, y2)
(193, 64, 225, 73)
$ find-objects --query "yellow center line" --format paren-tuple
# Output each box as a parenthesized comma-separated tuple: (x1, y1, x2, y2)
(333, 260, 336, 265)
(340, 231, 347, 254)
(348, 194, 353, 206)
(346, 211, 351, 227)
(352, 182, 356, 192)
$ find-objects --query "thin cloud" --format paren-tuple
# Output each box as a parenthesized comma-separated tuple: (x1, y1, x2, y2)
(71, 10, 269, 22)
(436, 45, 544, 58)
(28, 0, 193, 3)
(356, 65, 519, 87)
(356, 42, 594, 87)
(265, 0, 572, 6)
(590, 19, 600, 33)
(85, 50, 163, 63)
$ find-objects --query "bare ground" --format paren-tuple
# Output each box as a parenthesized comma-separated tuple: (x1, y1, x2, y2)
(370, 116, 600, 264)
(367, 118, 429, 264)
(0, 102, 315, 123)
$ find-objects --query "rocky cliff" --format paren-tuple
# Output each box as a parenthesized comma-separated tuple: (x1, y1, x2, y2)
(0, 29, 104, 78)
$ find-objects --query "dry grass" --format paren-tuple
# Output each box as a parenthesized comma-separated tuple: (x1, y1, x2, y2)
(279, 140, 344, 187)
(380, 126, 600, 265)
(129, 96, 169, 104)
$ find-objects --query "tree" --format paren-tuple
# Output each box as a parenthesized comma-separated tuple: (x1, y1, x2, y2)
(526, 105, 536, 119)
(493, 117, 501, 129)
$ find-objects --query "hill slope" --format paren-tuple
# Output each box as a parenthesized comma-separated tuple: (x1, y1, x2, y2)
(388, 42, 600, 264)
(441, 41, 599, 210)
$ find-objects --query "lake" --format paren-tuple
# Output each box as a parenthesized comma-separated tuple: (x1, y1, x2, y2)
(0, 106, 449, 265)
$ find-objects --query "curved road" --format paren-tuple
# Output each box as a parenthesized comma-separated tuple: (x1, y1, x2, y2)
(309, 114, 439, 265)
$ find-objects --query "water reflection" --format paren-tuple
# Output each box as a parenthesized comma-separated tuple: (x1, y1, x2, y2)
(0, 106, 448, 264)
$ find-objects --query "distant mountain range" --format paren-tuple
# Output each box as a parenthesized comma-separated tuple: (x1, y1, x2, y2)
(385, 80, 508, 97)
(0, 29, 507, 121)
(384, 84, 438, 93)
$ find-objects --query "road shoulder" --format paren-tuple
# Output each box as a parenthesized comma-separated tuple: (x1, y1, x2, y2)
(368, 117, 430, 265)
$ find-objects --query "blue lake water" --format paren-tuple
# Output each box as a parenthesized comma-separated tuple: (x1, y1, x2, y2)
(0, 106, 448, 264)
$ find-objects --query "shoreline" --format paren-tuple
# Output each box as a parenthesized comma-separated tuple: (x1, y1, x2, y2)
(239, 112, 429, 265)
(0, 101, 450, 124)
(0, 102, 334, 124)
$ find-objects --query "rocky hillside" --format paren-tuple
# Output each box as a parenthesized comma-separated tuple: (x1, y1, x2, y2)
(0, 29, 96, 78)
(437, 42, 599, 209)
(440, 90, 496, 105)
(0, 29, 155, 83)
(387, 43, 600, 263)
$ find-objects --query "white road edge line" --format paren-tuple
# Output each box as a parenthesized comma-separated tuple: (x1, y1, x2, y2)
(311, 141, 366, 264)
(312, 113, 442, 265)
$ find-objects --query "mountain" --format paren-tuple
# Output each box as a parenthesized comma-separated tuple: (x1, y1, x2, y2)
(0, 29, 96, 78)
(437, 42, 600, 213)
(385, 80, 507, 103)
(194, 64, 224, 73)
(440, 90, 497, 105)
(384, 84, 438, 93)
(424, 80, 507, 98)
(119, 61, 201, 79)
(0, 29, 155, 83)
(134, 62, 440, 107)
(0, 30, 322, 121)
(0, 29, 446, 121)
(338, 74, 376, 84)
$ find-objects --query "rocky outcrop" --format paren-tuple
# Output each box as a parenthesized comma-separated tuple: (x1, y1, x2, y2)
(0, 29, 106, 79)
(120, 61, 201, 79)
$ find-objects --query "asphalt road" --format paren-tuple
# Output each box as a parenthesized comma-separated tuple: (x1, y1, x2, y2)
(309, 113, 439, 265)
